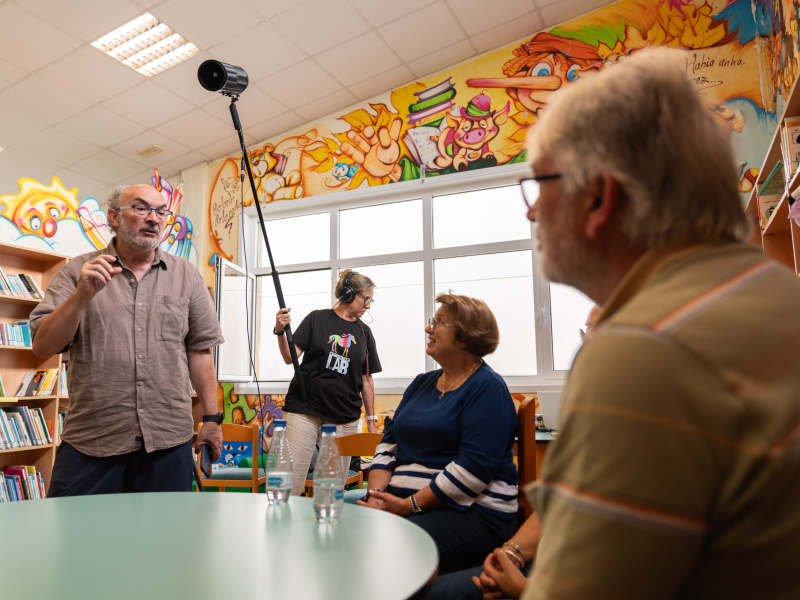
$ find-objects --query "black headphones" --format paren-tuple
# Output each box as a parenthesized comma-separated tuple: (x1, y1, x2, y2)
(337, 271, 357, 304)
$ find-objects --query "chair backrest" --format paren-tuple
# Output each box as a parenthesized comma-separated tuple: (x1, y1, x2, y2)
(197, 422, 259, 482)
(517, 397, 538, 524)
(336, 432, 383, 457)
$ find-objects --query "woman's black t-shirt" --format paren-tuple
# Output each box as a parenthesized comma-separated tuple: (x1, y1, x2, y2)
(284, 309, 382, 424)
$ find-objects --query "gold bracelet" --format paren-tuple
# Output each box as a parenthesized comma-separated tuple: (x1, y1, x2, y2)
(502, 541, 529, 565)
(501, 548, 525, 570)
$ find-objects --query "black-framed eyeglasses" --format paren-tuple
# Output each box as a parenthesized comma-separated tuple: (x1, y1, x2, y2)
(114, 205, 174, 221)
(519, 175, 562, 209)
(357, 292, 374, 306)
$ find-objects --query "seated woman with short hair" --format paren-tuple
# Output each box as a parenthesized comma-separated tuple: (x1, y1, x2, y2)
(357, 293, 518, 574)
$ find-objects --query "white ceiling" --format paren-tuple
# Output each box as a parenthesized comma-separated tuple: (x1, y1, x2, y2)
(0, 0, 611, 204)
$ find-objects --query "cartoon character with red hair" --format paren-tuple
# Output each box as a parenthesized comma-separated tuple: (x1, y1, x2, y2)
(468, 32, 602, 123)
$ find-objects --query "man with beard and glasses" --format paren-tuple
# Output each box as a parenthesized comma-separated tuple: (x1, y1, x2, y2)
(30, 184, 224, 496)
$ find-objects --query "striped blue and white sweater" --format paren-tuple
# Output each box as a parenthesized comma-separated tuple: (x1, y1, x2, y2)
(372, 362, 519, 520)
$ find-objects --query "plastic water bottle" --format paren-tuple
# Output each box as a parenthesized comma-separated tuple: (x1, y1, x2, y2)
(265, 420, 292, 505)
(313, 425, 344, 523)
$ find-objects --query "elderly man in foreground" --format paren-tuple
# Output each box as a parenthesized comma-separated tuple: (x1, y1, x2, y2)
(476, 49, 800, 600)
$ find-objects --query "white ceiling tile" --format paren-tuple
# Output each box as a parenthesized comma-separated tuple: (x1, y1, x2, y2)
(70, 150, 151, 183)
(294, 88, 357, 122)
(244, 111, 305, 143)
(378, 2, 466, 62)
(0, 58, 28, 93)
(348, 0, 438, 27)
(0, 107, 47, 147)
(131, 0, 161, 7)
(16, 0, 143, 42)
(38, 45, 146, 103)
(0, 149, 59, 181)
(84, 185, 113, 206)
(0, 3, 82, 71)
(49, 168, 108, 196)
(155, 108, 233, 149)
(244, 0, 305, 19)
(255, 59, 341, 108)
(0, 75, 92, 126)
(54, 105, 147, 148)
(119, 168, 158, 187)
(407, 39, 476, 79)
(151, 0, 264, 49)
(199, 134, 256, 161)
(470, 11, 544, 53)
(0, 176, 21, 196)
(348, 65, 414, 101)
(270, 0, 370, 55)
(204, 87, 287, 127)
(102, 80, 195, 127)
(11, 128, 102, 167)
(151, 52, 216, 106)
(540, 0, 612, 26)
(207, 21, 306, 82)
(315, 31, 401, 87)
(154, 150, 207, 177)
(110, 130, 191, 167)
(447, 0, 536, 35)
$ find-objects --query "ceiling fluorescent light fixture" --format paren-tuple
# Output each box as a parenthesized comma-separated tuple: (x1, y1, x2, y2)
(92, 13, 200, 77)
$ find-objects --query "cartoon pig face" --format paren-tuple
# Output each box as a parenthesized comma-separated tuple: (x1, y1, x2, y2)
(452, 116, 500, 148)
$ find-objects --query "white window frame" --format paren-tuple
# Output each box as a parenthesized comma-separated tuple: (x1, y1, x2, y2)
(232, 163, 570, 395)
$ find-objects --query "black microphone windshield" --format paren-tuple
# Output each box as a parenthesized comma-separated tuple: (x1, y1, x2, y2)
(198, 60, 249, 95)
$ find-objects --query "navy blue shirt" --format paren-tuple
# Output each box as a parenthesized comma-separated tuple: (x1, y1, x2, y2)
(372, 362, 519, 520)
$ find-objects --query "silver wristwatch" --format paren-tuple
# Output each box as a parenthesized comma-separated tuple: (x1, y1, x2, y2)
(410, 493, 424, 515)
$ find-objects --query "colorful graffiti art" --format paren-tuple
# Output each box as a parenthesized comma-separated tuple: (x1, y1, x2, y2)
(204, 0, 774, 273)
(222, 382, 285, 449)
(152, 169, 198, 265)
(0, 178, 111, 256)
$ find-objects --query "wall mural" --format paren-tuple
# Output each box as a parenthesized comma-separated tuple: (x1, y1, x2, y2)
(751, 0, 799, 119)
(0, 169, 198, 263)
(203, 0, 775, 289)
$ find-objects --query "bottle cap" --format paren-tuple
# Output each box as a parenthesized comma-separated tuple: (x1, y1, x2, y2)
(321, 425, 337, 434)
(273, 420, 287, 428)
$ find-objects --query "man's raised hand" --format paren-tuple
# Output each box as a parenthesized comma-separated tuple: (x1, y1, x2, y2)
(76, 255, 122, 302)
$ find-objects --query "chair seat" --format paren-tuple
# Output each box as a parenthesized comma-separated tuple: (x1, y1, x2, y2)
(344, 489, 367, 504)
(208, 468, 266, 480)
(305, 470, 358, 480)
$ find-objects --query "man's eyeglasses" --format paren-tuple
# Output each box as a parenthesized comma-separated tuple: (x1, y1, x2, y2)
(114, 205, 174, 221)
(357, 292, 374, 306)
(519, 175, 562, 209)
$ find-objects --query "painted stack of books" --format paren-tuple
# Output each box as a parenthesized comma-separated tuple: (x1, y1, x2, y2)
(0, 467, 46, 502)
(0, 406, 55, 449)
(14, 368, 60, 397)
(0, 319, 32, 347)
(407, 77, 456, 127)
(0, 268, 44, 299)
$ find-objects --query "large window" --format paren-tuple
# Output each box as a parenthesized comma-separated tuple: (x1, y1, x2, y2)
(218, 164, 587, 393)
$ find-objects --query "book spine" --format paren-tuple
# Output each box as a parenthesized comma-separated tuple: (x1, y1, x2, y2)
(21, 408, 41, 445)
(1, 411, 18, 448)
(11, 414, 31, 447)
(25, 274, 45, 299)
(30, 407, 46, 444)
(17, 274, 35, 298)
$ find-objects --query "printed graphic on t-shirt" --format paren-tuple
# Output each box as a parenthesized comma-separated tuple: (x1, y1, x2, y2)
(325, 333, 356, 374)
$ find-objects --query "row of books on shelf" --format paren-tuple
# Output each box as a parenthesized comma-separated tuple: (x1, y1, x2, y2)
(11, 368, 60, 398)
(0, 268, 44, 300)
(0, 319, 31, 347)
(756, 158, 800, 230)
(0, 467, 46, 502)
(0, 405, 60, 450)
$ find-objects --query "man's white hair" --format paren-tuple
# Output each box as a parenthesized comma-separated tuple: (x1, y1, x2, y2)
(527, 48, 749, 248)
(107, 185, 129, 235)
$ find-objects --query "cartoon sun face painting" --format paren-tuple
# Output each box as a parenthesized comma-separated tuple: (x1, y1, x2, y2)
(0, 178, 111, 255)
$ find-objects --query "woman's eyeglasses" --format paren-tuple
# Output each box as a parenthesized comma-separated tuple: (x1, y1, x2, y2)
(519, 174, 562, 209)
(357, 292, 374, 306)
(426, 317, 443, 331)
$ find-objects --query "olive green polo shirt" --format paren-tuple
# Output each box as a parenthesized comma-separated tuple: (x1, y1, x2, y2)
(29, 239, 224, 457)
(524, 242, 800, 600)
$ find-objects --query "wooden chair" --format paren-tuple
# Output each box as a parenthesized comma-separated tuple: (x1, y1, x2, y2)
(303, 432, 383, 497)
(196, 423, 266, 493)
(517, 397, 538, 526)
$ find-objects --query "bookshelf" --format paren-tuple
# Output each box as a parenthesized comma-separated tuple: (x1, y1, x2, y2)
(0, 241, 69, 494)
(746, 75, 800, 274)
